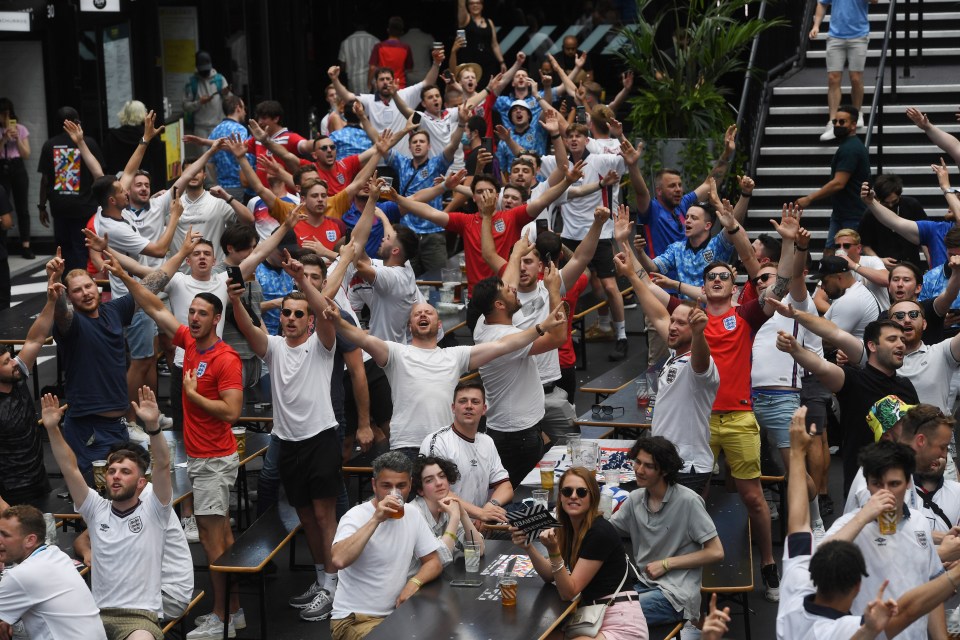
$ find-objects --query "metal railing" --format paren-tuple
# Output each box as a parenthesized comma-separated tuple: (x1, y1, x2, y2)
(864, 0, 901, 175)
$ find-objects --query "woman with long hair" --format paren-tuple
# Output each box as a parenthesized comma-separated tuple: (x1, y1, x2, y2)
(511, 467, 647, 639)
(456, 0, 506, 84)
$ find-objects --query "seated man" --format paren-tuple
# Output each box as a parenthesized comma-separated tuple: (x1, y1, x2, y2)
(42, 385, 173, 640)
(609, 436, 723, 633)
(0, 504, 106, 639)
(329, 452, 441, 640)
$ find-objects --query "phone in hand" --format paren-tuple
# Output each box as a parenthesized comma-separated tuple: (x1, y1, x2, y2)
(536, 219, 549, 234)
(441, 70, 453, 83)
(575, 105, 586, 124)
(481, 137, 493, 153)
(227, 266, 244, 287)
(411, 112, 423, 126)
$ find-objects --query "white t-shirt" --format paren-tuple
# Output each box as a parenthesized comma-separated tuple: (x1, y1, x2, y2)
(844, 470, 960, 534)
(898, 340, 960, 411)
(173, 191, 237, 263)
(264, 333, 339, 441)
(854, 255, 891, 312)
(95, 210, 150, 298)
(418, 108, 460, 158)
(77, 487, 171, 612)
(515, 282, 562, 383)
(824, 280, 881, 340)
(0, 545, 106, 640)
(125, 189, 173, 268)
(331, 500, 440, 619)
(752, 293, 818, 388)
(383, 343, 473, 449)
(420, 426, 511, 508)
(540, 153, 623, 240)
(358, 82, 425, 158)
(652, 350, 720, 473)
(775, 533, 866, 640)
(165, 271, 229, 367)
(824, 507, 943, 640)
(367, 261, 420, 343)
(141, 483, 194, 612)
(473, 321, 545, 432)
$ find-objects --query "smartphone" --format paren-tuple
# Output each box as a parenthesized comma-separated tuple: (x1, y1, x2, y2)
(481, 137, 493, 153)
(575, 105, 586, 124)
(450, 579, 483, 587)
(8, 118, 16, 128)
(536, 219, 549, 234)
(441, 69, 453, 83)
(411, 112, 423, 126)
(227, 265, 244, 286)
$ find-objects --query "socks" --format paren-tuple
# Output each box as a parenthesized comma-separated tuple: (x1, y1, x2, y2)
(324, 571, 339, 596)
(612, 321, 626, 340)
(809, 496, 821, 523)
(598, 312, 612, 330)
(315, 564, 324, 585)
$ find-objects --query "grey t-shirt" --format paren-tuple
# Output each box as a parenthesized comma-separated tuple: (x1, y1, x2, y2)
(609, 483, 718, 620)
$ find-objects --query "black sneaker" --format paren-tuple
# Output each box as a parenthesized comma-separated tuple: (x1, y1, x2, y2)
(608, 339, 628, 362)
(761, 563, 780, 602)
(818, 494, 834, 516)
(20, 248, 35, 260)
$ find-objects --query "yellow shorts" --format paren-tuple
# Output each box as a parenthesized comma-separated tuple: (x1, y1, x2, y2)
(709, 411, 761, 480)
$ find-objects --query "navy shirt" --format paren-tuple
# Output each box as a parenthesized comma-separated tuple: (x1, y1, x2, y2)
(332, 310, 360, 426)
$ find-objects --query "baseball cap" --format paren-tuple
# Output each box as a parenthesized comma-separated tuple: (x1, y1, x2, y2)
(195, 51, 212, 72)
(809, 256, 850, 279)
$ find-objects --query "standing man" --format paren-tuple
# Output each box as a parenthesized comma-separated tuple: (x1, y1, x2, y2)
(809, 0, 875, 141)
(183, 51, 230, 142)
(37, 107, 105, 272)
(105, 258, 244, 638)
(329, 452, 442, 640)
(42, 385, 173, 640)
(208, 95, 249, 202)
(796, 104, 871, 248)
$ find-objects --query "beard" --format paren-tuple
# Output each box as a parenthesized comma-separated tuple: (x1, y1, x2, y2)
(107, 483, 138, 502)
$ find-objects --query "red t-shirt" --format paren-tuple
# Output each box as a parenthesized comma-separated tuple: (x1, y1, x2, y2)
(559, 274, 590, 368)
(446, 205, 529, 292)
(370, 39, 414, 88)
(174, 325, 243, 458)
(737, 278, 758, 305)
(315, 154, 360, 197)
(701, 300, 769, 411)
(295, 217, 348, 250)
(245, 128, 308, 186)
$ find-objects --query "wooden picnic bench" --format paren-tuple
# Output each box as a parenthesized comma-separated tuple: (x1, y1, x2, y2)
(702, 490, 754, 640)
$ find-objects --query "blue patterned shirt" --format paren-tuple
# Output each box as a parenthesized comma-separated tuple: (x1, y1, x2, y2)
(495, 124, 548, 175)
(919, 264, 960, 309)
(653, 232, 736, 287)
(330, 126, 373, 161)
(209, 119, 252, 189)
(255, 262, 296, 335)
(388, 151, 451, 234)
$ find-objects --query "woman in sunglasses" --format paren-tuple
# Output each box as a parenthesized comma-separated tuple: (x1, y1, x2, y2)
(510, 467, 647, 639)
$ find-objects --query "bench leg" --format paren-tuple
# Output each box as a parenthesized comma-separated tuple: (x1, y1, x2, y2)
(222, 574, 231, 640)
(743, 593, 751, 640)
(259, 572, 268, 638)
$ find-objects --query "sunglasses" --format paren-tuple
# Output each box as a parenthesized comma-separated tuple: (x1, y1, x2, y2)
(591, 405, 625, 418)
(753, 273, 774, 286)
(281, 308, 307, 318)
(560, 486, 589, 498)
(316, 144, 336, 151)
(837, 242, 856, 249)
(831, 118, 848, 125)
(891, 310, 922, 320)
(706, 271, 732, 282)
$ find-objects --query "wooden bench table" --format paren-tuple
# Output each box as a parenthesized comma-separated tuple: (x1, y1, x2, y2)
(702, 490, 753, 640)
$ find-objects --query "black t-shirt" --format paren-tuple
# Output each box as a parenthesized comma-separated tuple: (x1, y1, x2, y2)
(879, 298, 944, 345)
(331, 310, 359, 426)
(857, 195, 927, 265)
(0, 376, 50, 502)
(837, 363, 918, 494)
(574, 516, 628, 603)
(37, 132, 104, 219)
(830, 136, 871, 219)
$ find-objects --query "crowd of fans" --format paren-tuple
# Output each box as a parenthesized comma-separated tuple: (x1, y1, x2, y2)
(4, 8, 960, 640)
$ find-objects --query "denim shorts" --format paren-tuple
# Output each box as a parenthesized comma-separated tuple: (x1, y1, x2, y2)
(124, 307, 158, 360)
(752, 390, 801, 449)
(633, 584, 683, 626)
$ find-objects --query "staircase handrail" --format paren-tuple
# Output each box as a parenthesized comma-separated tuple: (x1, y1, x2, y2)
(864, 0, 900, 174)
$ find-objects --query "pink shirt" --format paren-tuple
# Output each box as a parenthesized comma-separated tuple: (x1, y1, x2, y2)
(1, 124, 29, 160)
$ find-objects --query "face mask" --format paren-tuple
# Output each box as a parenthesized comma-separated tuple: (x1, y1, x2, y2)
(833, 126, 850, 140)
(199, 69, 212, 78)
(461, 134, 470, 146)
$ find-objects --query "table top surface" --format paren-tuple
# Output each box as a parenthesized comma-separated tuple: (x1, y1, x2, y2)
(365, 539, 576, 640)
(575, 385, 652, 428)
(702, 490, 753, 592)
(579, 360, 640, 394)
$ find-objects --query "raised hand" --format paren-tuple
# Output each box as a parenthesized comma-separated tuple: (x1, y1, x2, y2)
(593, 205, 612, 225)
(601, 169, 620, 187)
(863, 580, 898, 633)
(789, 406, 815, 453)
(723, 124, 737, 154)
(225, 133, 247, 159)
(775, 329, 801, 354)
(738, 174, 755, 194)
(688, 307, 707, 334)
(860, 181, 876, 204)
(247, 118, 268, 143)
(63, 120, 84, 146)
(541, 109, 560, 136)
(771, 203, 800, 241)
(82, 227, 109, 252)
(130, 385, 160, 426)
(566, 159, 586, 184)
(905, 106, 931, 131)
(283, 203, 308, 229)
(477, 189, 496, 217)
(40, 393, 66, 431)
(327, 65, 340, 80)
(493, 124, 511, 141)
(609, 117, 624, 139)
(542, 259, 561, 292)
(621, 70, 634, 90)
(280, 249, 305, 281)
(542, 300, 568, 330)
(932, 156, 953, 190)
(701, 594, 731, 640)
(444, 168, 468, 191)
(613, 252, 631, 277)
(208, 185, 230, 201)
(619, 138, 641, 166)
(144, 110, 165, 141)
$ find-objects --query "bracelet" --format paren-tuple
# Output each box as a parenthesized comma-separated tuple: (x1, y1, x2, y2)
(548, 552, 562, 559)
(408, 577, 423, 589)
(661, 558, 671, 572)
(853, 263, 860, 272)
(550, 134, 561, 140)
(726, 225, 741, 234)
(535, 323, 545, 336)
(227, 196, 235, 204)
(139, 137, 148, 146)
(795, 245, 809, 252)
(551, 562, 566, 574)
(144, 426, 162, 436)
(947, 570, 959, 592)
(741, 192, 752, 197)
(444, 531, 458, 542)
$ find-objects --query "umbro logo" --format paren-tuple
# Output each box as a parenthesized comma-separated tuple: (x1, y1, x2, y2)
(100, 524, 110, 531)
(873, 537, 887, 546)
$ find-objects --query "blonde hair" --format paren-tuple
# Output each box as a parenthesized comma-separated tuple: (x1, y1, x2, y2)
(117, 100, 147, 127)
(835, 228, 861, 244)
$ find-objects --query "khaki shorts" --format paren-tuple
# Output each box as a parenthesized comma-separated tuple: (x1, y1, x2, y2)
(826, 35, 869, 73)
(187, 453, 239, 516)
(709, 411, 761, 480)
(100, 607, 163, 640)
(331, 613, 386, 640)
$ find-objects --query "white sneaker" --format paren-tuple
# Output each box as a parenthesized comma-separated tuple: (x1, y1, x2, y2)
(857, 112, 865, 130)
(812, 519, 826, 545)
(819, 121, 835, 142)
(679, 621, 702, 640)
(195, 609, 245, 631)
(182, 516, 200, 543)
(159, 413, 174, 430)
(768, 500, 779, 521)
(289, 580, 323, 608)
(125, 421, 150, 444)
(187, 613, 235, 639)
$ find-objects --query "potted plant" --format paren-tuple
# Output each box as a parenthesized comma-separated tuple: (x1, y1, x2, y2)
(618, 0, 785, 185)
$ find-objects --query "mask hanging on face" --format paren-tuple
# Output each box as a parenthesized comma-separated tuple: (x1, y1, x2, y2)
(833, 126, 850, 140)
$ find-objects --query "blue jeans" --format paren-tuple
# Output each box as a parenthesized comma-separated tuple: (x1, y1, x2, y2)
(752, 391, 801, 449)
(633, 585, 683, 626)
(63, 413, 128, 475)
(256, 434, 282, 517)
(826, 213, 863, 250)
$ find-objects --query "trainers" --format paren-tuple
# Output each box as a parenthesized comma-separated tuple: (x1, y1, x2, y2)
(194, 609, 245, 631)
(608, 338, 628, 362)
(812, 519, 826, 545)
(20, 248, 35, 260)
(819, 121, 835, 142)
(585, 324, 615, 342)
(289, 580, 323, 609)
(761, 563, 780, 602)
(300, 589, 333, 622)
(125, 421, 150, 444)
(679, 621, 702, 640)
(622, 294, 638, 310)
(182, 516, 200, 543)
(818, 494, 834, 516)
(857, 112, 865, 130)
(159, 413, 174, 430)
(187, 613, 235, 639)
(767, 500, 779, 521)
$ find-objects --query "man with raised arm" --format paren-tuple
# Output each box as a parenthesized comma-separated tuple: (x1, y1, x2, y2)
(42, 384, 172, 640)
(103, 256, 244, 639)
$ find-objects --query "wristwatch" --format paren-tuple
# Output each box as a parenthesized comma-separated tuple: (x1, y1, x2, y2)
(489, 499, 502, 507)
(144, 426, 161, 436)
(944, 187, 960, 195)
